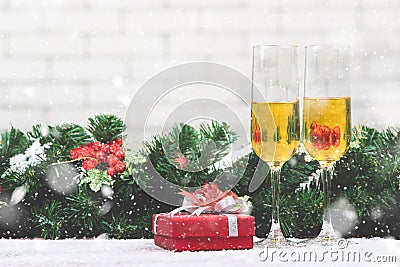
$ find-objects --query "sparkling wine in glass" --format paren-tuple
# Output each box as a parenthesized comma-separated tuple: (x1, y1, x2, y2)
(251, 45, 300, 247)
(303, 45, 351, 243)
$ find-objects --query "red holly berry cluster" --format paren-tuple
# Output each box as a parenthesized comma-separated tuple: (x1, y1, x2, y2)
(311, 121, 341, 150)
(70, 138, 126, 177)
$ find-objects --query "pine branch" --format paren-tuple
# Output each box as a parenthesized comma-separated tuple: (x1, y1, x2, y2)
(1, 127, 30, 157)
(30, 200, 65, 239)
(87, 114, 126, 143)
(1, 162, 49, 200)
(102, 212, 150, 239)
(144, 121, 235, 189)
(199, 121, 238, 164)
(28, 123, 91, 162)
(0, 127, 30, 173)
(0, 116, 399, 240)
(65, 185, 102, 236)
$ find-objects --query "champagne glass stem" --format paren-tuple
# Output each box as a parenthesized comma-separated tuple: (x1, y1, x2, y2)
(268, 165, 284, 241)
(318, 164, 338, 241)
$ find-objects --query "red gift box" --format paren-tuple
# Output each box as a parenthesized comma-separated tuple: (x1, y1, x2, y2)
(152, 213, 254, 252)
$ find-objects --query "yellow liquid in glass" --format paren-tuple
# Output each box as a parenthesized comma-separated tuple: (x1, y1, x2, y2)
(251, 101, 300, 166)
(303, 97, 351, 164)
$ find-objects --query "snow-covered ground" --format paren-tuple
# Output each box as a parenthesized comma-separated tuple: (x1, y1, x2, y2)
(0, 238, 398, 267)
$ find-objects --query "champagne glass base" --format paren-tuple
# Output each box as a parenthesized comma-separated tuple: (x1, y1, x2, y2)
(255, 237, 307, 248)
(255, 237, 291, 248)
(317, 221, 339, 245)
(255, 223, 306, 248)
(255, 223, 289, 248)
(307, 220, 340, 246)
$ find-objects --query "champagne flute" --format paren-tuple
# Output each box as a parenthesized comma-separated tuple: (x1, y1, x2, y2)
(303, 45, 351, 243)
(251, 45, 300, 247)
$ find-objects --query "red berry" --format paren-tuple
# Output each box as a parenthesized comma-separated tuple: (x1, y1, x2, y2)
(0, 185, 3, 192)
(82, 158, 98, 170)
(109, 144, 120, 154)
(114, 148, 125, 159)
(91, 142, 103, 151)
(70, 148, 79, 159)
(311, 121, 318, 129)
(70, 147, 86, 159)
(95, 151, 107, 161)
(107, 167, 116, 177)
(331, 126, 341, 148)
(81, 146, 94, 157)
(107, 154, 119, 166)
(110, 138, 123, 146)
(311, 123, 341, 151)
(114, 161, 126, 173)
(102, 144, 111, 154)
(253, 128, 261, 144)
(110, 144, 121, 153)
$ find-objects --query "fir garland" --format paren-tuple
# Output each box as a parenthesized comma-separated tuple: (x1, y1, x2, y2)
(0, 115, 399, 240)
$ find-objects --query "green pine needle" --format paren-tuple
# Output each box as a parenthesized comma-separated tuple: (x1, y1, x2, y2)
(31, 200, 65, 239)
(87, 114, 126, 143)
(65, 186, 102, 235)
(0, 127, 30, 172)
(103, 212, 149, 239)
(1, 115, 400, 240)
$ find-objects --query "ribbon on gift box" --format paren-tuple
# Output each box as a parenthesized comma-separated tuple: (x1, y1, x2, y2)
(172, 182, 250, 215)
(153, 182, 250, 237)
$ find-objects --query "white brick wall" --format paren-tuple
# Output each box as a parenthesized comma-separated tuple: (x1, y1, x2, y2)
(0, 0, 399, 133)
(0, 12, 44, 32)
(51, 59, 129, 80)
(45, 12, 121, 32)
(89, 35, 164, 58)
(125, 11, 199, 33)
(9, 36, 85, 56)
(0, 59, 48, 79)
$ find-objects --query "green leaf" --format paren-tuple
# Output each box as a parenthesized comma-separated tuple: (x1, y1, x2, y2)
(80, 169, 114, 192)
